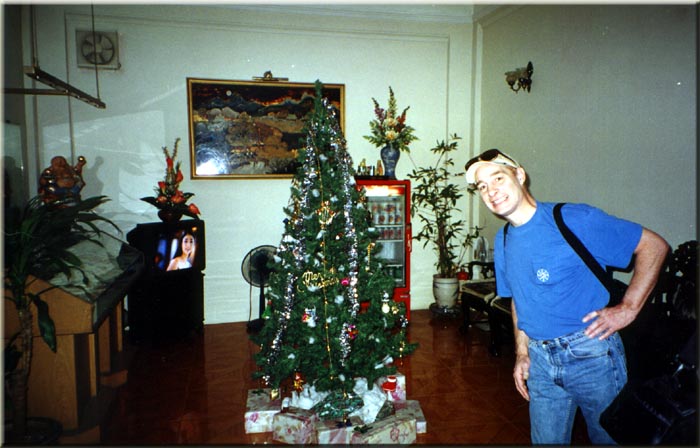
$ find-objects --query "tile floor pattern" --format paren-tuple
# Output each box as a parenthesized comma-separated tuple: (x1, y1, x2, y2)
(103, 309, 590, 444)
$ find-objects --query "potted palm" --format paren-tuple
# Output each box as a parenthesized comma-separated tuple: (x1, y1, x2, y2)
(3, 195, 119, 443)
(407, 134, 480, 309)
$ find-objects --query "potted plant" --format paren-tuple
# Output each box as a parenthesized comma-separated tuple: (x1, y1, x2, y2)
(407, 134, 480, 309)
(3, 195, 118, 443)
(363, 87, 418, 179)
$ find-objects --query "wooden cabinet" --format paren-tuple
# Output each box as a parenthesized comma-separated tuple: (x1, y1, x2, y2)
(3, 234, 144, 443)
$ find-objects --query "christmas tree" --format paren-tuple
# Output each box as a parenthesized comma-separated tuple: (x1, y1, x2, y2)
(252, 81, 416, 399)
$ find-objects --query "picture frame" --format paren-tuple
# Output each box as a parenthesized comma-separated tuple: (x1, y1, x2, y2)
(186, 78, 345, 179)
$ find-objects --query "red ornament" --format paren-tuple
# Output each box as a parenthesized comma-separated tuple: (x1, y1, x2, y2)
(382, 375, 397, 392)
(457, 270, 469, 281)
(341, 278, 350, 286)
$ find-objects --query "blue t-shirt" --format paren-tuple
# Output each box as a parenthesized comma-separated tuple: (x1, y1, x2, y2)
(494, 202, 642, 340)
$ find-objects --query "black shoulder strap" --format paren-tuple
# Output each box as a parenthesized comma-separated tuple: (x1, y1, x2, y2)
(553, 202, 613, 291)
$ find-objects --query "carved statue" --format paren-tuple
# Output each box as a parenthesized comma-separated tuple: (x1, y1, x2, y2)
(38, 155, 86, 205)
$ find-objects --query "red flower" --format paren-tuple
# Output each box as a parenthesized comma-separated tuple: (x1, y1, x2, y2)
(188, 203, 201, 215)
(175, 169, 184, 184)
(166, 156, 174, 170)
(171, 190, 185, 204)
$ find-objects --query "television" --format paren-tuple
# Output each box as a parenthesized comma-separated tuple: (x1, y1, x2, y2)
(127, 219, 205, 272)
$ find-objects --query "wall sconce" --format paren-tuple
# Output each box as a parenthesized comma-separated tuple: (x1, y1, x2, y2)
(505, 61, 533, 93)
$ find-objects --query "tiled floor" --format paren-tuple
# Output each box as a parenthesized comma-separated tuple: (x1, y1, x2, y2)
(102, 309, 590, 444)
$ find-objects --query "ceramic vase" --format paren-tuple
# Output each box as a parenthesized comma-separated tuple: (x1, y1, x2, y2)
(380, 144, 400, 179)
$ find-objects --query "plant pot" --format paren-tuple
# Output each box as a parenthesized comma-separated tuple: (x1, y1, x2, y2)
(433, 275, 459, 309)
(158, 209, 183, 223)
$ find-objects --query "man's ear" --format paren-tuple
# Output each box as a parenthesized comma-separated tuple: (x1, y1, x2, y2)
(515, 167, 526, 184)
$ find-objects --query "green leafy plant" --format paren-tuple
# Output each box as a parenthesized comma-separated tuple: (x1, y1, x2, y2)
(3, 195, 119, 439)
(407, 134, 480, 278)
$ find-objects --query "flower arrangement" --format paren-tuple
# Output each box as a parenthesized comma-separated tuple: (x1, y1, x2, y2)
(141, 138, 201, 218)
(364, 87, 418, 153)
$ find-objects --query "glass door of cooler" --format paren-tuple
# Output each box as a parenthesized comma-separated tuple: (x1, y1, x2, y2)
(356, 179, 411, 318)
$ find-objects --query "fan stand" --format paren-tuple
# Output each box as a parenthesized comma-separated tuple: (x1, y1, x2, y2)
(242, 245, 276, 334)
(246, 284, 265, 333)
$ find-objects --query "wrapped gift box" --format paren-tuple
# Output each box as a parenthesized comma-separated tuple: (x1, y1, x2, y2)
(350, 415, 416, 444)
(315, 416, 364, 444)
(272, 408, 319, 444)
(376, 372, 406, 401)
(393, 400, 427, 434)
(244, 388, 282, 433)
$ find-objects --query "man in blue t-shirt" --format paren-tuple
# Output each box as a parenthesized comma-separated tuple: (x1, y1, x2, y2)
(464, 149, 669, 444)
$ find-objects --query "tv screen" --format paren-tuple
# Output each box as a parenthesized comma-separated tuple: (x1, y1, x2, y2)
(127, 219, 205, 272)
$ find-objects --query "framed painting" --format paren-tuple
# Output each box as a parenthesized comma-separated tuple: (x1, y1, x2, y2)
(186, 78, 345, 179)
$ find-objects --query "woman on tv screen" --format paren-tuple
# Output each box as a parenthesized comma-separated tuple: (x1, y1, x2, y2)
(166, 231, 197, 271)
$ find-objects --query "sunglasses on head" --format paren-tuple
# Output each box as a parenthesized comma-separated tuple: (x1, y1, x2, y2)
(464, 149, 515, 172)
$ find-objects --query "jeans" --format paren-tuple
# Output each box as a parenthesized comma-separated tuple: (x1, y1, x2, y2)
(527, 330, 627, 444)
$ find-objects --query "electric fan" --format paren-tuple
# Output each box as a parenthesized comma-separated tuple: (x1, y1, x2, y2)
(242, 245, 276, 333)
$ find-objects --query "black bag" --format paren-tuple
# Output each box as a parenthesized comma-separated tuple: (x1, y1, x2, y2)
(552, 203, 628, 306)
(600, 330, 698, 445)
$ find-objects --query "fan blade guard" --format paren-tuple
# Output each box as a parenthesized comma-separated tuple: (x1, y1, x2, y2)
(241, 244, 276, 287)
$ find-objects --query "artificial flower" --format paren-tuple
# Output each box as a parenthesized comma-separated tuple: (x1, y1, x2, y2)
(141, 138, 200, 218)
(363, 86, 418, 152)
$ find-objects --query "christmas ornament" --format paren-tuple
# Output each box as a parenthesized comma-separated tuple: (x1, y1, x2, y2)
(302, 307, 317, 327)
(293, 372, 305, 392)
(346, 324, 358, 340)
(317, 200, 337, 229)
(374, 354, 393, 369)
(381, 297, 391, 314)
(381, 376, 397, 394)
(365, 242, 375, 271)
(301, 270, 339, 291)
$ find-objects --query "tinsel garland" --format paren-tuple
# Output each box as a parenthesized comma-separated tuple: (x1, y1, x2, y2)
(261, 135, 317, 386)
(262, 96, 365, 385)
(325, 103, 361, 365)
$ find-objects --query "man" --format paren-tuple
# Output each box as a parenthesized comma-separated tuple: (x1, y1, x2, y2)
(464, 149, 669, 444)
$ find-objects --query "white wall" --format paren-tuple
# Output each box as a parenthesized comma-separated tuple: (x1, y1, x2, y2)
(10, 4, 696, 324)
(13, 4, 474, 323)
(474, 5, 696, 254)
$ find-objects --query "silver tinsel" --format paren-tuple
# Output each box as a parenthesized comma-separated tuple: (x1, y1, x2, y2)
(262, 125, 319, 384)
(262, 93, 368, 382)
